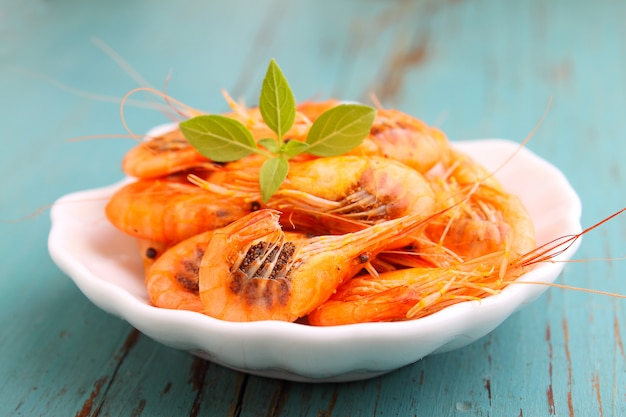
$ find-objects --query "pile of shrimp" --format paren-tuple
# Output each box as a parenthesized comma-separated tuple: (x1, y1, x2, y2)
(105, 98, 553, 325)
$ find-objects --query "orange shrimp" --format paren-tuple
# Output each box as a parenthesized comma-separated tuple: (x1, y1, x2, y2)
(347, 108, 450, 173)
(120, 120, 301, 181)
(307, 252, 520, 325)
(191, 155, 437, 229)
(424, 185, 535, 261)
(197, 208, 444, 322)
(121, 90, 318, 179)
(307, 208, 626, 326)
(421, 148, 535, 261)
(296, 99, 340, 121)
(122, 126, 218, 179)
(145, 231, 212, 312)
(283, 156, 436, 221)
(105, 177, 253, 244)
(145, 227, 308, 312)
(436, 148, 505, 191)
(121, 95, 449, 179)
(307, 172, 536, 326)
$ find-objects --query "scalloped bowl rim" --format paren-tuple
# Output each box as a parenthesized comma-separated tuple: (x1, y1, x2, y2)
(48, 136, 582, 382)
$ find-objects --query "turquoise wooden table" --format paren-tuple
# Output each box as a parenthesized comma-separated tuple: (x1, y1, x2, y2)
(1, 1, 625, 415)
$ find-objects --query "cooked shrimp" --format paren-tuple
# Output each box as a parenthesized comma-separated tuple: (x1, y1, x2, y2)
(308, 175, 536, 326)
(307, 252, 519, 325)
(347, 108, 450, 173)
(438, 148, 504, 191)
(308, 208, 626, 326)
(146, 227, 307, 312)
(284, 156, 436, 220)
(307, 191, 533, 326)
(121, 90, 318, 180)
(146, 231, 212, 312)
(296, 99, 340, 121)
(197, 208, 442, 322)
(424, 184, 535, 261)
(105, 177, 252, 244)
(191, 155, 437, 228)
(420, 147, 534, 261)
(122, 126, 219, 179)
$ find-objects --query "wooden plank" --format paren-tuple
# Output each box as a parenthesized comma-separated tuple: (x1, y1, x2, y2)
(0, 286, 132, 415)
(94, 338, 242, 416)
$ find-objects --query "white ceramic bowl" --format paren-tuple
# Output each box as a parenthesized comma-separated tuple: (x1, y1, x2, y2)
(48, 138, 582, 382)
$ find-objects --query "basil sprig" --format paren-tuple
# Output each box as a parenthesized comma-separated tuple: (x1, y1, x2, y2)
(180, 59, 376, 202)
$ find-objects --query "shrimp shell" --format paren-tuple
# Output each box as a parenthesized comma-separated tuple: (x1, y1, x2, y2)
(309, 180, 538, 325)
(348, 108, 450, 173)
(145, 231, 212, 312)
(105, 177, 252, 244)
(122, 127, 217, 179)
(197, 208, 442, 322)
(191, 155, 438, 228)
(307, 254, 516, 326)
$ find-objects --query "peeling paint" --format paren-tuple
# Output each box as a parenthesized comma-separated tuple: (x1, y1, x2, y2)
(592, 372, 603, 417)
(75, 376, 107, 417)
(188, 357, 208, 391)
(162, 382, 172, 396)
(130, 398, 146, 417)
(484, 378, 491, 404)
(615, 314, 625, 358)
(563, 319, 574, 417)
(546, 323, 555, 415)
(376, 35, 429, 103)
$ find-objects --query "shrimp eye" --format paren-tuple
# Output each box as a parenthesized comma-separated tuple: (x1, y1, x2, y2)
(250, 201, 261, 211)
(358, 253, 370, 264)
(146, 247, 158, 259)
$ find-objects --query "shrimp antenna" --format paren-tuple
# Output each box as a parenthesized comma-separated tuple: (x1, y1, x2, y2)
(1, 194, 113, 223)
(66, 133, 145, 143)
(94, 37, 198, 122)
(479, 96, 553, 184)
(505, 282, 626, 299)
(8, 66, 171, 112)
(159, 70, 187, 122)
(516, 207, 626, 267)
(368, 93, 384, 110)
(436, 97, 554, 245)
(119, 87, 203, 142)
(0, 204, 55, 223)
(91, 37, 154, 90)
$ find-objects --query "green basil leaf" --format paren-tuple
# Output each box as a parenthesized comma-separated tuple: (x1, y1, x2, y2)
(305, 104, 376, 157)
(282, 140, 309, 158)
(259, 59, 296, 140)
(259, 156, 289, 202)
(180, 115, 257, 162)
(258, 138, 279, 153)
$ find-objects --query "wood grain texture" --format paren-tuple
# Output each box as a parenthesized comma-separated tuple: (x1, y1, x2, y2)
(1, 0, 624, 415)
